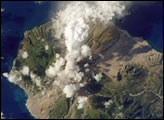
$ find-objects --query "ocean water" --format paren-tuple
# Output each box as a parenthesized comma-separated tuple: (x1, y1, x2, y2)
(1, 1, 55, 119)
(1, 1, 163, 119)
(115, 1, 163, 53)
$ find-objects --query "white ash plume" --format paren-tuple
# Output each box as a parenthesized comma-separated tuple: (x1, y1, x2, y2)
(49, 1, 129, 97)
(63, 84, 80, 98)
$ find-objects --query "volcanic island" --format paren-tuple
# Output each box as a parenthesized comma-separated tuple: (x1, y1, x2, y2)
(3, 21, 163, 119)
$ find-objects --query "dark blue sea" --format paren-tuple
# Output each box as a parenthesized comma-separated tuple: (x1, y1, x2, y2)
(1, 1, 56, 119)
(115, 1, 163, 53)
(1, 1, 163, 119)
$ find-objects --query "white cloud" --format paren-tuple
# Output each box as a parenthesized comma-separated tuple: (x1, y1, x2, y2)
(34, 1, 44, 4)
(51, 1, 127, 79)
(77, 96, 88, 109)
(46, 51, 84, 84)
(93, 72, 103, 82)
(99, 53, 104, 59)
(119, 105, 124, 110)
(21, 66, 30, 76)
(42, 91, 45, 95)
(56, 53, 60, 59)
(2, 73, 9, 78)
(3, 70, 22, 84)
(74, 72, 84, 82)
(64, 53, 84, 82)
(45, 45, 49, 50)
(80, 83, 84, 87)
(1, 112, 5, 119)
(104, 99, 113, 108)
(35, 77, 41, 87)
(89, 55, 93, 61)
(85, 68, 89, 72)
(64, 18, 89, 53)
(30, 71, 37, 80)
(53, 1, 127, 41)
(7, 70, 22, 83)
(63, 84, 80, 98)
(53, 80, 60, 86)
(81, 45, 91, 57)
(55, 57, 65, 71)
(45, 65, 57, 78)
(1, 8, 4, 13)
(46, 56, 65, 78)
(22, 51, 28, 59)
(115, 112, 124, 119)
(30, 71, 41, 87)
(84, 63, 89, 68)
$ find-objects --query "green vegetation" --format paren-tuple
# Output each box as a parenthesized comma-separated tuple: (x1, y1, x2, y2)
(64, 112, 72, 119)
(84, 64, 163, 119)
(84, 109, 110, 119)
(15, 22, 58, 77)
(74, 105, 84, 119)
(13, 22, 62, 92)
(49, 97, 69, 119)
(89, 95, 109, 109)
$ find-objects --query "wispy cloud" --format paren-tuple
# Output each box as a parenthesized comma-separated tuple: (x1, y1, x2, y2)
(1, 112, 5, 119)
(34, 1, 44, 4)
(1, 8, 5, 12)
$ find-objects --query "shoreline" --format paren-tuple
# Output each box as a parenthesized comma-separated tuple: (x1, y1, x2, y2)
(17, 83, 36, 119)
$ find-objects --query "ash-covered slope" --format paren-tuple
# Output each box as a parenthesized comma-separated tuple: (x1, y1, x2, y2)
(3, 21, 163, 119)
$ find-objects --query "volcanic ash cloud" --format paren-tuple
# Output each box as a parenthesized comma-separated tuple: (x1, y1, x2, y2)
(49, 1, 128, 97)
